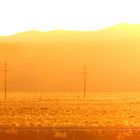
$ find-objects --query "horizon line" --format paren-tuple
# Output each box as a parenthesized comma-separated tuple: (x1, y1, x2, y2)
(0, 22, 139, 37)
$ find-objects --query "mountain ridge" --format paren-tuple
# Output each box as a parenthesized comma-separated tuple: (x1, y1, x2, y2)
(1, 23, 140, 42)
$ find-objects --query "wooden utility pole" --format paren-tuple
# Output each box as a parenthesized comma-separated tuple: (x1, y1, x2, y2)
(0, 61, 10, 101)
(83, 65, 88, 99)
(4, 62, 7, 101)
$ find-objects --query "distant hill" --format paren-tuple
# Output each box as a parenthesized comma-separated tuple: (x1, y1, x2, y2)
(0, 23, 140, 92)
(1, 23, 140, 42)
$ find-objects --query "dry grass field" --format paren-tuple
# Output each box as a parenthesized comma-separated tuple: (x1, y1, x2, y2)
(0, 92, 140, 140)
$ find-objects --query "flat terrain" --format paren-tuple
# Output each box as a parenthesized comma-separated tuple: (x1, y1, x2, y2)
(0, 92, 140, 139)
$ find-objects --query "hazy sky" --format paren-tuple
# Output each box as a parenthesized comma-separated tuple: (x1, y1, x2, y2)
(0, 0, 140, 35)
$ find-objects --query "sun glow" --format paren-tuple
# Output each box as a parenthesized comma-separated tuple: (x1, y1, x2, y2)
(0, 0, 140, 35)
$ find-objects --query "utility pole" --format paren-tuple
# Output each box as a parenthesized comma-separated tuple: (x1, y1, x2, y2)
(83, 64, 88, 99)
(4, 62, 7, 101)
(0, 61, 10, 101)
